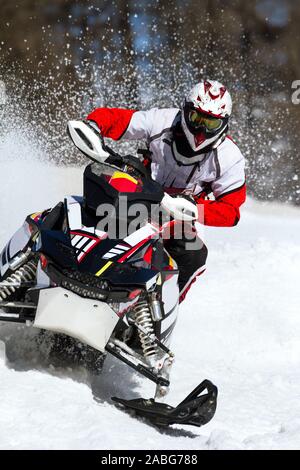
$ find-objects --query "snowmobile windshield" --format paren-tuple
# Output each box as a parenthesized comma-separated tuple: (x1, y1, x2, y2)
(83, 162, 164, 215)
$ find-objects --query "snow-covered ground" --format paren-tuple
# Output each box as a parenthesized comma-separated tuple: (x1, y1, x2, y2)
(0, 147, 300, 450)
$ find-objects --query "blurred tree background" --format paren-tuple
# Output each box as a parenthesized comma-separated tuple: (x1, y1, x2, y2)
(0, 0, 299, 204)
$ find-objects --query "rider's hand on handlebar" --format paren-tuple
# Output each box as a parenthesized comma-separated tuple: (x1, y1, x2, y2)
(161, 193, 198, 222)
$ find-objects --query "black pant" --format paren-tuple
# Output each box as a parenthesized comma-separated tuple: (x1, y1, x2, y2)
(164, 231, 208, 295)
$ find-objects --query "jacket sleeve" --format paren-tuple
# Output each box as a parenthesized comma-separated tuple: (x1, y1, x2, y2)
(87, 108, 137, 140)
(196, 183, 246, 227)
(195, 142, 246, 227)
(87, 107, 157, 141)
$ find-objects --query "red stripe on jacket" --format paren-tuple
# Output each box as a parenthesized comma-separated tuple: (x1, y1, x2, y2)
(87, 108, 136, 140)
(195, 184, 246, 227)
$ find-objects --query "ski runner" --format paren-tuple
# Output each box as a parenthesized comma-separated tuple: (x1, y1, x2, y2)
(86, 79, 246, 303)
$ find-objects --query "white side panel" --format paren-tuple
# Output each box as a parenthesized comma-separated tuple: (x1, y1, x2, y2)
(66, 197, 82, 230)
(35, 261, 50, 288)
(160, 274, 179, 346)
(34, 287, 119, 352)
(161, 307, 178, 333)
(123, 223, 157, 247)
(162, 273, 179, 314)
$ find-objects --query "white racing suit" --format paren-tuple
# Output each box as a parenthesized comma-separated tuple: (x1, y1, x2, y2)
(87, 107, 246, 302)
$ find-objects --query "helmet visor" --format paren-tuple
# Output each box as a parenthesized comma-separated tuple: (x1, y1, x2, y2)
(188, 109, 222, 132)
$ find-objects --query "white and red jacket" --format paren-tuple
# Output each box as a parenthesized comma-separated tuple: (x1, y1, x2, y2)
(87, 107, 246, 227)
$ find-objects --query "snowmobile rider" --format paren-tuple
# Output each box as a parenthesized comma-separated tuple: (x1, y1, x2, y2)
(86, 79, 246, 303)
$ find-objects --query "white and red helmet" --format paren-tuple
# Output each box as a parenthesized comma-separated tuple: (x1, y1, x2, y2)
(181, 79, 232, 154)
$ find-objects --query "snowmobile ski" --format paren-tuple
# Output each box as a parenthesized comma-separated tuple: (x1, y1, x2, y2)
(112, 379, 218, 427)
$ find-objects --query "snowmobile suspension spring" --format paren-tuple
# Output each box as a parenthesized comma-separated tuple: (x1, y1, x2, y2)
(0, 260, 37, 301)
(134, 300, 157, 357)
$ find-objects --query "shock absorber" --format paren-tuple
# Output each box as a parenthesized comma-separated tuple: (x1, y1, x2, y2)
(133, 299, 157, 358)
(0, 260, 37, 301)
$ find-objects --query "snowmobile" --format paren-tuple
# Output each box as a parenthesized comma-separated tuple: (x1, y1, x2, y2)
(0, 120, 217, 427)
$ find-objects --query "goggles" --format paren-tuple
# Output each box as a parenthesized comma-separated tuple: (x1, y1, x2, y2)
(189, 109, 222, 132)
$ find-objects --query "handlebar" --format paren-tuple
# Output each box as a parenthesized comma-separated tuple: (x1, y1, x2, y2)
(68, 119, 198, 222)
(68, 119, 150, 180)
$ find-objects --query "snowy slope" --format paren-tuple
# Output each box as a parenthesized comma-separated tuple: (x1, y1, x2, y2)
(0, 150, 300, 450)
